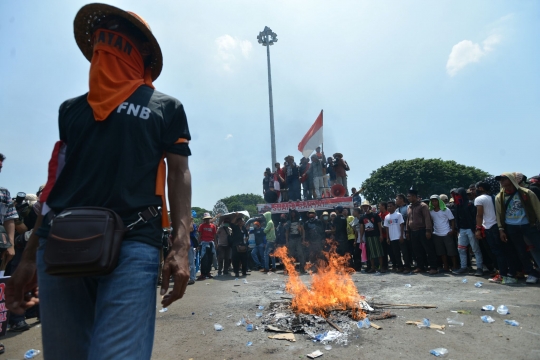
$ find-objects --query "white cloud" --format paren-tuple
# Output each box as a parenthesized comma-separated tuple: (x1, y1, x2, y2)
(446, 15, 511, 76)
(225, 134, 233, 140)
(215, 35, 253, 72)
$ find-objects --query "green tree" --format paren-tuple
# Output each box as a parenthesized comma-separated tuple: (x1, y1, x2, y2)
(220, 193, 265, 218)
(361, 158, 490, 203)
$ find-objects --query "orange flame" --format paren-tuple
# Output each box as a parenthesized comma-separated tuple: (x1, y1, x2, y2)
(274, 242, 365, 319)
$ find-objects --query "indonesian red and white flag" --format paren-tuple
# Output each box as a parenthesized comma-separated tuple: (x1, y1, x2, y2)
(298, 110, 323, 158)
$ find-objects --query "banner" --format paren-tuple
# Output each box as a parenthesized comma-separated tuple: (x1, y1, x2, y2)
(298, 110, 323, 158)
(0, 276, 10, 337)
(257, 197, 354, 214)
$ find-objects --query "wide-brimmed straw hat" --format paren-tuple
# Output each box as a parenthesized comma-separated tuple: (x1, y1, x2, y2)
(203, 213, 212, 220)
(361, 200, 371, 206)
(74, 3, 163, 81)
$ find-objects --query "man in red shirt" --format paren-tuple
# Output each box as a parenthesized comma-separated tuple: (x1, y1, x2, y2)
(198, 213, 217, 280)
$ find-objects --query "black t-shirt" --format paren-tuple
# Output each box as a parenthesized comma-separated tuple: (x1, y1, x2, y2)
(37, 86, 191, 248)
(254, 227, 265, 245)
(333, 214, 348, 241)
(304, 219, 324, 243)
(361, 213, 382, 237)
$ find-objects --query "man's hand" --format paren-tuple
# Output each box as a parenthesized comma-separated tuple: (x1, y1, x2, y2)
(387, 239, 390, 245)
(475, 230, 482, 240)
(160, 240, 190, 307)
(499, 230, 507, 242)
(379, 235, 384, 243)
(426, 231, 432, 240)
(399, 236, 404, 244)
(2, 246, 15, 262)
(5, 259, 39, 314)
(406, 232, 410, 241)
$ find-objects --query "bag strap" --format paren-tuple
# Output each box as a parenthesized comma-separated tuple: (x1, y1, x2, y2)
(126, 206, 161, 230)
(504, 192, 516, 211)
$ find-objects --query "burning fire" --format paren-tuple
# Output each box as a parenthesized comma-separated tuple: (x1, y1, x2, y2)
(274, 242, 365, 320)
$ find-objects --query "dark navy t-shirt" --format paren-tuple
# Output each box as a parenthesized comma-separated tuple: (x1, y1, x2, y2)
(38, 86, 191, 247)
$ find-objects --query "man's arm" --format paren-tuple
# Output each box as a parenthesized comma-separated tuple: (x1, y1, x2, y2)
(3, 219, 16, 260)
(161, 153, 191, 307)
(5, 213, 42, 314)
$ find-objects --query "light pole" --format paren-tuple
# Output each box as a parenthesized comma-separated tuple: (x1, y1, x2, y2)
(257, 26, 278, 171)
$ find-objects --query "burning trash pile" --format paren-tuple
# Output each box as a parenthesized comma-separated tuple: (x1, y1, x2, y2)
(259, 244, 382, 345)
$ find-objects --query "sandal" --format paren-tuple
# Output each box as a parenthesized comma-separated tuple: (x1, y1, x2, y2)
(0, 343, 5, 355)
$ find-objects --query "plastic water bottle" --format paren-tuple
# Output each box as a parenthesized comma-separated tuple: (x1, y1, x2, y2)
(246, 341, 253, 346)
(504, 320, 519, 326)
(447, 317, 464, 326)
(214, 323, 224, 331)
(243, 279, 249, 284)
(258, 305, 265, 310)
(462, 278, 468, 283)
(474, 281, 483, 288)
(429, 348, 448, 357)
(481, 315, 495, 323)
(417, 318, 431, 329)
(497, 305, 509, 315)
(482, 305, 495, 311)
(246, 323, 254, 332)
(255, 312, 263, 318)
(24, 349, 41, 359)
(404, 284, 412, 288)
(357, 318, 371, 329)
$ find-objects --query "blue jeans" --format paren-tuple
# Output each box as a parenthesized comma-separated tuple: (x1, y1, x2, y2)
(251, 243, 265, 268)
(506, 224, 540, 277)
(458, 228, 483, 269)
(264, 242, 276, 270)
(37, 239, 160, 359)
(188, 247, 196, 281)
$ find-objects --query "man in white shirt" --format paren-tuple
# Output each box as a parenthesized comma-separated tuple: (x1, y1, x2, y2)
(384, 201, 411, 272)
(474, 181, 516, 284)
(429, 195, 458, 272)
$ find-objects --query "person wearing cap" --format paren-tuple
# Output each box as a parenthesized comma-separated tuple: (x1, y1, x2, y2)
(429, 195, 458, 273)
(6, 4, 193, 358)
(406, 187, 438, 275)
(198, 213, 217, 280)
(495, 172, 540, 284)
(440, 194, 449, 204)
(304, 209, 325, 269)
(332, 153, 350, 196)
(359, 200, 385, 273)
(515, 172, 540, 199)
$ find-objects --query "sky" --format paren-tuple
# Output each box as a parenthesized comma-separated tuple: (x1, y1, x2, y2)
(1, 0, 539, 212)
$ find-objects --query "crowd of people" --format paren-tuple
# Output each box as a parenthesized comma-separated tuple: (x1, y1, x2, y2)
(195, 170, 540, 286)
(262, 147, 357, 202)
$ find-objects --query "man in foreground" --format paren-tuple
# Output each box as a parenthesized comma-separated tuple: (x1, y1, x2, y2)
(6, 4, 191, 358)
(495, 173, 540, 284)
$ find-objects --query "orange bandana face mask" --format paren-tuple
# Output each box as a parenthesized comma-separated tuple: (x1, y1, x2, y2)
(88, 29, 154, 121)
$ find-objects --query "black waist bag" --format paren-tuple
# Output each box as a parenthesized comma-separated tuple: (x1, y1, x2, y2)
(44, 207, 126, 277)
